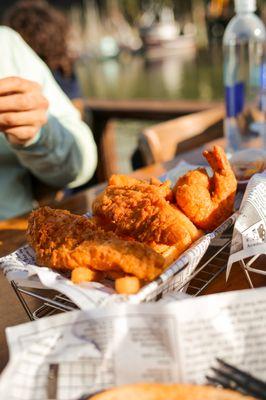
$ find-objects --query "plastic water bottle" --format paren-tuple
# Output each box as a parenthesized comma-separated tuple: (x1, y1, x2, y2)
(223, 0, 266, 156)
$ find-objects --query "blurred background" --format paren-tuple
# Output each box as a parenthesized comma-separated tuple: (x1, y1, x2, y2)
(1, 0, 266, 174)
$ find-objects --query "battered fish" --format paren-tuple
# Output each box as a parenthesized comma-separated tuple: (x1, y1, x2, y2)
(27, 207, 165, 281)
(109, 174, 173, 201)
(92, 183, 201, 245)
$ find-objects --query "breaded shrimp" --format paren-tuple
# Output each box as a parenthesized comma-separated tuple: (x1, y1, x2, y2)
(174, 146, 237, 231)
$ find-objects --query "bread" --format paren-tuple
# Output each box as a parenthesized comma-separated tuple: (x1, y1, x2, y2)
(89, 383, 255, 400)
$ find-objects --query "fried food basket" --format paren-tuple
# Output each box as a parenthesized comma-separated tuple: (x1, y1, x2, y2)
(9, 214, 236, 320)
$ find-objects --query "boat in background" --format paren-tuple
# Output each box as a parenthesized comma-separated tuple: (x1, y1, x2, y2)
(139, 8, 196, 60)
(69, 2, 196, 61)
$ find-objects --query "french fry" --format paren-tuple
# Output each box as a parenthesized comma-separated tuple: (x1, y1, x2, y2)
(115, 276, 141, 294)
(71, 267, 102, 284)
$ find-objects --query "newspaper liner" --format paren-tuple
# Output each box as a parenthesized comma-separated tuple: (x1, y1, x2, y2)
(226, 171, 266, 282)
(1, 287, 266, 400)
(0, 162, 235, 309)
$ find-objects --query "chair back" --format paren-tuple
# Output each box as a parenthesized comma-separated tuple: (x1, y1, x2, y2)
(138, 106, 224, 165)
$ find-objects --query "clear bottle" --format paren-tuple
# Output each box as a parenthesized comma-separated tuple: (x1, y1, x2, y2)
(223, 0, 266, 156)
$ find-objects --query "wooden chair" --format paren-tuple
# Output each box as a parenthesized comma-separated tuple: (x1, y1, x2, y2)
(138, 106, 224, 165)
(98, 119, 119, 180)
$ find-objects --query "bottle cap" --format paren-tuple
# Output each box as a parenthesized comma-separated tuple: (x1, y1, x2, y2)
(234, 0, 256, 13)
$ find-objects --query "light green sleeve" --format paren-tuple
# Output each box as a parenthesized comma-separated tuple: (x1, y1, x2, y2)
(6, 27, 97, 188)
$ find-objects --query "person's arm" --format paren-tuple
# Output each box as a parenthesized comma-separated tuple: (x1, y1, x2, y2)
(11, 113, 96, 188)
(1, 27, 97, 188)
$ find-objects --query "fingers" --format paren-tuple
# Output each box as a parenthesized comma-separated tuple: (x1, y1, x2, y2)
(0, 77, 49, 145)
(0, 76, 41, 95)
(0, 92, 48, 112)
(2, 108, 47, 145)
(6, 127, 39, 145)
(0, 109, 47, 128)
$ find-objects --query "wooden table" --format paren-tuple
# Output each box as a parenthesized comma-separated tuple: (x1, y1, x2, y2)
(0, 139, 265, 372)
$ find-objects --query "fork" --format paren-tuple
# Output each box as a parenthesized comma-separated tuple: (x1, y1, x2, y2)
(206, 358, 266, 399)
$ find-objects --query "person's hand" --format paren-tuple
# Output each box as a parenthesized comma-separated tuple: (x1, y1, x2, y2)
(0, 77, 49, 145)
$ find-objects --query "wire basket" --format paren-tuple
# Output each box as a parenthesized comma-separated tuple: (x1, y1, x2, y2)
(11, 228, 233, 321)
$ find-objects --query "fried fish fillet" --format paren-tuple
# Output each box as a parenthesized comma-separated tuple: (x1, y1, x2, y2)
(92, 183, 201, 246)
(27, 207, 165, 281)
(109, 174, 173, 201)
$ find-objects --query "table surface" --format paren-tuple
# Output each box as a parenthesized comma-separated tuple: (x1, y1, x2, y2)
(0, 138, 265, 372)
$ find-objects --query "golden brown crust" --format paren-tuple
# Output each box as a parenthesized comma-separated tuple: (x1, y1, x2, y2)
(109, 175, 173, 201)
(150, 241, 190, 267)
(174, 146, 237, 231)
(90, 383, 255, 400)
(92, 183, 200, 246)
(108, 174, 144, 187)
(26, 149, 236, 291)
(27, 207, 165, 281)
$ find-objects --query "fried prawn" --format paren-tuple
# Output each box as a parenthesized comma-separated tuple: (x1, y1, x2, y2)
(174, 146, 237, 231)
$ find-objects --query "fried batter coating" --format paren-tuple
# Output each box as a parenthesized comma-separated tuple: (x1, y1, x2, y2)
(149, 240, 191, 267)
(109, 174, 173, 201)
(174, 146, 237, 231)
(92, 183, 199, 245)
(109, 175, 142, 187)
(27, 207, 165, 281)
(149, 177, 173, 201)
